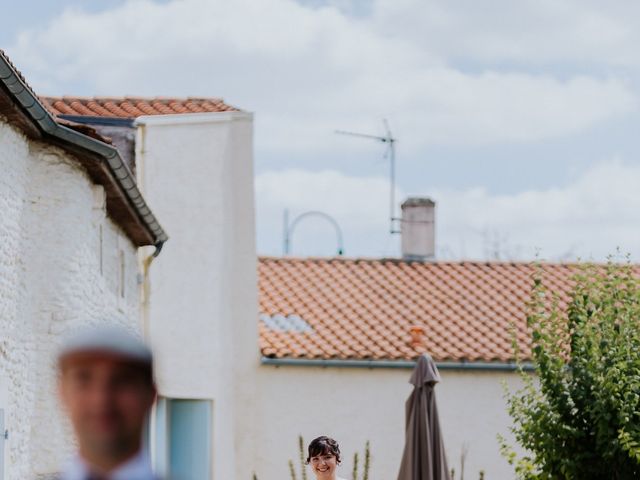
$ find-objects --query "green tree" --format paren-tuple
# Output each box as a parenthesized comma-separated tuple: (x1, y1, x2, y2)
(502, 262, 640, 479)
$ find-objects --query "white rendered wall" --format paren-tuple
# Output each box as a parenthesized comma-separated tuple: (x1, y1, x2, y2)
(136, 112, 258, 480)
(0, 119, 141, 480)
(253, 365, 523, 480)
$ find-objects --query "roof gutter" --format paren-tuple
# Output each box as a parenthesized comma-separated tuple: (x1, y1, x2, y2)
(0, 52, 167, 248)
(57, 114, 136, 128)
(260, 356, 534, 372)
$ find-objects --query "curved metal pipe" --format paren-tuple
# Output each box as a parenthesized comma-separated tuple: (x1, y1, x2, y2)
(285, 210, 344, 256)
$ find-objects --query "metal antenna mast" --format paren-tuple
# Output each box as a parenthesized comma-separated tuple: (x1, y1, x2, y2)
(335, 119, 398, 234)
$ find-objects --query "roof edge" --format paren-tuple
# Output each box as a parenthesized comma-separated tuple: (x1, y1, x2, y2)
(0, 52, 167, 248)
(258, 254, 627, 268)
(260, 356, 534, 371)
(134, 110, 253, 126)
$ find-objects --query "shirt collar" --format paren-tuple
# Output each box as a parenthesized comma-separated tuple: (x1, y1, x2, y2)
(62, 449, 155, 480)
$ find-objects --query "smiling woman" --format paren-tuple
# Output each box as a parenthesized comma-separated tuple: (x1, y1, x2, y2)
(306, 436, 348, 480)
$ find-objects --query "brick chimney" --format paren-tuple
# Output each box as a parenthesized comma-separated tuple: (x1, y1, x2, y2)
(401, 197, 435, 261)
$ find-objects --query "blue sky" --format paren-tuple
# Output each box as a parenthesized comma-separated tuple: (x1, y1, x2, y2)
(4, 0, 640, 260)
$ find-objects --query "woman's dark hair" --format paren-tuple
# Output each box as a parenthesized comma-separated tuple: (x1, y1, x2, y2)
(306, 436, 341, 464)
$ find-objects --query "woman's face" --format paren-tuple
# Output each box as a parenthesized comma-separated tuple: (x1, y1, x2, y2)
(309, 452, 338, 478)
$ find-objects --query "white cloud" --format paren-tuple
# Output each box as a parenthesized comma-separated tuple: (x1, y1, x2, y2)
(7, 0, 637, 154)
(256, 162, 640, 261)
(371, 0, 640, 68)
(431, 161, 640, 261)
(7, 0, 637, 260)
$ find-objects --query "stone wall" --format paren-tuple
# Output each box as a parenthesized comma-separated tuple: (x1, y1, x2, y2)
(0, 119, 141, 479)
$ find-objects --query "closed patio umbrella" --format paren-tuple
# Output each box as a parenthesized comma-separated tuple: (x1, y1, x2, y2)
(397, 353, 451, 480)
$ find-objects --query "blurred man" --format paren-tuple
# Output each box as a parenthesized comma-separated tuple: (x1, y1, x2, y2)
(57, 326, 157, 480)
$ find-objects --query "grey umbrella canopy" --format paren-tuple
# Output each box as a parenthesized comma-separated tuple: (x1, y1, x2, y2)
(397, 354, 451, 480)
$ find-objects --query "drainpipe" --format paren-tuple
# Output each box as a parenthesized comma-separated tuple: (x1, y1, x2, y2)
(141, 244, 163, 338)
(136, 122, 154, 341)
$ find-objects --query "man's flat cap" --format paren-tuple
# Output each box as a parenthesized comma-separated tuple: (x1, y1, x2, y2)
(58, 325, 153, 364)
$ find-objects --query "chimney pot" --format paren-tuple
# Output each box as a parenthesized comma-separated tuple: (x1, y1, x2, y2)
(409, 324, 426, 350)
(401, 197, 435, 261)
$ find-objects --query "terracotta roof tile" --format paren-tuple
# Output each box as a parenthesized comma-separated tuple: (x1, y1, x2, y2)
(39, 96, 239, 118)
(257, 258, 635, 363)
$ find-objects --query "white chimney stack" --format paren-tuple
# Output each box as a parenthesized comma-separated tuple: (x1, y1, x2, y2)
(401, 197, 435, 261)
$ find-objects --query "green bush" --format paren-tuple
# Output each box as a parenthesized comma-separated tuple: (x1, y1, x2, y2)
(501, 261, 640, 479)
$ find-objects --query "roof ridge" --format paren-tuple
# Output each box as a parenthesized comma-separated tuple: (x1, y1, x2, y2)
(41, 95, 239, 118)
(256, 256, 593, 267)
(42, 95, 227, 102)
(1, 50, 59, 119)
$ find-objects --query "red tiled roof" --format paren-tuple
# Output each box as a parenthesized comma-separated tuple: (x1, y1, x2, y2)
(258, 258, 588, 363)
(40, 96, 239, 118)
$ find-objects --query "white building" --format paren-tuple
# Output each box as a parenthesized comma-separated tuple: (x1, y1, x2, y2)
(0, 51, 167, 479)
(254, 203, 576, 480)
(254, 361, 524, 480)
(42, 96, 258, 480)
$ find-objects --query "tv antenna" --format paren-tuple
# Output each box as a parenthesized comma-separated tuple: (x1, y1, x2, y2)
(335, 119, 399, 234)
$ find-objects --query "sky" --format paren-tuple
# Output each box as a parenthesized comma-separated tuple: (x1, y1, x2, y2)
(3, 0, 640, 261)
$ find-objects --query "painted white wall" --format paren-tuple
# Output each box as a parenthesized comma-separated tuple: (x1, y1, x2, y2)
(253, 365, 523, 480)
(0, 119, 141, 480)
(136, 111, 258, 480)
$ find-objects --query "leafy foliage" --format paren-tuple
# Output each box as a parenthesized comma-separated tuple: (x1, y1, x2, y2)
(502, 261, 640, 479)
(450, 443, 485, 480)
(352, 440, 371, 480)
(299, 435, 308, 480)
(288, 435, 307, 480)
(288, 459, 297, 480)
